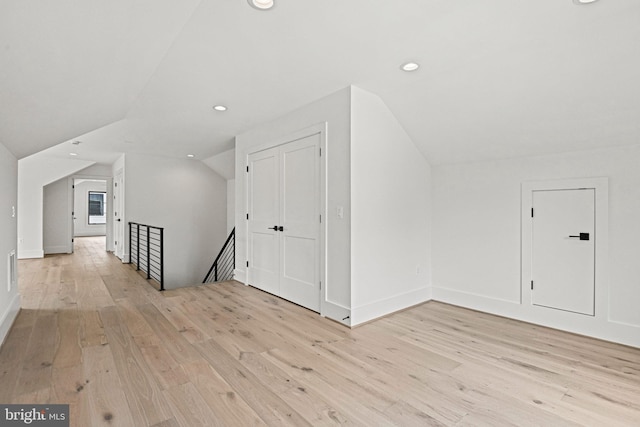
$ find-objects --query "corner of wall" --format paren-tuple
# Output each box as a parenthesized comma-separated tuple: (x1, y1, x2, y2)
(0, 293, 20, 349)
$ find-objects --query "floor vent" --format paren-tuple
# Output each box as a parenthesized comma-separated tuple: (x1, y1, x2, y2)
(7, 250, 16, 292)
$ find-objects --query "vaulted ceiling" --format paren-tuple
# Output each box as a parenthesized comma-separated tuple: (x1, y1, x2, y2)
(1, 0, 639, 165)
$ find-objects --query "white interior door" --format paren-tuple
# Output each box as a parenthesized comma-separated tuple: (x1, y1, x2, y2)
(113, 171, 125, 260)
(279, 135, 320, 311)
(247, 133, 321, 312)
(531, 189, 595, 315)
(248, 147, 280, 296)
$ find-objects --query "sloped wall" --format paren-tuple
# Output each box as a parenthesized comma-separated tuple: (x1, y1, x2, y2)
(350, 86, 432, 325)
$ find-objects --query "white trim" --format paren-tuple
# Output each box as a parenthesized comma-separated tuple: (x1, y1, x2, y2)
(432, 285, 640, 348)
(18, 249, 44, 259)
(350, 287, 431, 326)
(321, 301, 351, 327)
(0, 293, 20, 348)
(233, 269, 247, 284)
(44, 245, 71, 255)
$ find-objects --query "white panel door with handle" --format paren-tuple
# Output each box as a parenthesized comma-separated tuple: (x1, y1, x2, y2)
(531, 188, 595, 315)
(247, 133, 321, 312)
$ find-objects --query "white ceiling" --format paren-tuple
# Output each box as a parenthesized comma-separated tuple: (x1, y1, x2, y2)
(2, 0, 639, 165)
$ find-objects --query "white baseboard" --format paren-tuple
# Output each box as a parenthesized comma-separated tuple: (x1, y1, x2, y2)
(18, 249, 44, 259)
(351, 287, 431, 326)
(44, 245, 71, 255)
(321, 301, 351, 327)
(233, 269, 246, 284)
(432, 286, 640, 349)
(0, 293, 21, 349)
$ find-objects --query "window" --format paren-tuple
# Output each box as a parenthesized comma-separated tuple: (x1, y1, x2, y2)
(88, 191, 107, 225)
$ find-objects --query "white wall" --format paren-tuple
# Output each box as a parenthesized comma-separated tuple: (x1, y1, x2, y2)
(124, 153, 227, 288)
(0, 142, 20, 346)
(43, 178, 72, 254)
(350, 87, 432, 325)
(74, 180, 108, 237)
(227, 179, 235, 234)
(17, 155, 94, 258)
(432, 145, 640, 348)
(235, 87, 352, 324)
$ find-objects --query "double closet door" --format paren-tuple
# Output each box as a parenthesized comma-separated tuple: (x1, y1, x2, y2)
(247, 133, 321, 312)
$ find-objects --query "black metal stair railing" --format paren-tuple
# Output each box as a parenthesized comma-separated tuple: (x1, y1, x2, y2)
(129, 222, 164, 291)
(203, 228, 235, 283)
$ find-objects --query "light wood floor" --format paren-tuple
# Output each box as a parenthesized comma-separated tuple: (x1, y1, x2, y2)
(1, 237, 639, 426)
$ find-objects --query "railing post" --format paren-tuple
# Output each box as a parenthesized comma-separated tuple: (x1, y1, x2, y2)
(136, 223, 140, 271)
(128, 222, 132, 264)
(214, 264, 218, 282)
(159, 228, 164, 291)
(146, 226, 151, 280)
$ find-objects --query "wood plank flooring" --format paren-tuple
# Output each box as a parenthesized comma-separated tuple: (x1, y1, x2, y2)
(1, 236, 639, 426)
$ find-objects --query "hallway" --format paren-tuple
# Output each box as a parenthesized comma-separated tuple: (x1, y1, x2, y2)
(0, 237, 639, 426)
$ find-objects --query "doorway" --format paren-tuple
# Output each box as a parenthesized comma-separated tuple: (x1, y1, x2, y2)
(113, 169, 125, 260)
(521, 178, 608, 317)
(246, 131, 322, 312)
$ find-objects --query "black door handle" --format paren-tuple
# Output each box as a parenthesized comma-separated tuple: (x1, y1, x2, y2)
(268, 225, 278, 231)
(278, 226, 284, 232)
(569, 233, 589, 241)
(117, 219, 121, 222)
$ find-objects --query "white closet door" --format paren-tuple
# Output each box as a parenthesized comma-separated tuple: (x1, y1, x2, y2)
(247, 147, 280, 296)
(532, 188, 595, 315)
(279, 134, 321, 312)
(247, 133, 321, 312)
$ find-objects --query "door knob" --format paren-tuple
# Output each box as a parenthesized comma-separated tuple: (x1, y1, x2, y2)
(568, 233, 589, 241)
(278, 226, 284, 232)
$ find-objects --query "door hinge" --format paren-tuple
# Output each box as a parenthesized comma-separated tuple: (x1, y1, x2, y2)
(246, 213, 249, 220)
(72, 185, 75, 189)
(531, 208, 534, 218)
(246, 166, 249, 173)
(319, 147, 322, 156)
(319, 214, 322, 223)
(72, 238, 74, 243)
(246, 261, 249, 268)
(531, 280, 534, 290)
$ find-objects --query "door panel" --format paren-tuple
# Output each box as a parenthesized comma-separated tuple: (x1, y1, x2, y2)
(247, 147, 280, 294)
(113, 171, 124, 260)
(532, 189, 595, 315)
(279, 135, 320, 311)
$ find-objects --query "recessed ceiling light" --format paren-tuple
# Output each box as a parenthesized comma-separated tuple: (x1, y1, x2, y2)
(573, 0, 599, 4)
(248, 0, 275, 10)
(213, 105, 227, 112)
(401, 62, 420, 72)
(70, 152, 78, 156)
(187, 154, 195, 158)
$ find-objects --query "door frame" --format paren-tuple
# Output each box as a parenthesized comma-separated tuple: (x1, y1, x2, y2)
(67, 174, 113, 253)
(113, 169, 125, 260)
(244, 123, 327, 314)
(521, 178, 608, 316)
